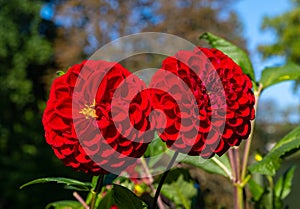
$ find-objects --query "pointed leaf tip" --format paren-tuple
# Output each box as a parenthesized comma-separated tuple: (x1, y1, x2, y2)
(200, 32, 255, 82)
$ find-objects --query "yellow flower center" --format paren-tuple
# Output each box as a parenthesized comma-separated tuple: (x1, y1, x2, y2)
(79, 100, 97, 119)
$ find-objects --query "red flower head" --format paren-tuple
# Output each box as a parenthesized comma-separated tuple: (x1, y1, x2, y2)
(43, 60, 154, 174)
(149, 47, 255, 158)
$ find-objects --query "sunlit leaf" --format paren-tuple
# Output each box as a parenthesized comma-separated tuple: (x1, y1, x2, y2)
(56, 70, 66, 76)
(63, 185, 90, 192)
(144, 133, 168, 157)
(255, 187, 274, 209)
(260, 63, 300, 90)
(20, 177, 92, 190)
(248, 179, 264, 201)
(274, 166, 296, 200)
(249, 126, 300, 176)
(160, 172, 197, 209)
(200, 32, 255, 81)
(181, 154, 232, 178)
(143, 133, 169, 170)
(45, 200, 82, 209)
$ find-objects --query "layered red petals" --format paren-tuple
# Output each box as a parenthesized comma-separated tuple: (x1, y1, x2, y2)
(43, 60, 153, 174)
(43, 47, 255, 175)
(149, 47, 255, 157)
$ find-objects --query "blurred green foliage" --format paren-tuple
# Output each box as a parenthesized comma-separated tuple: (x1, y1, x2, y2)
(259, 0, 300, 63)
(0, 0, 90, 208)
(259, 0, 300, 91)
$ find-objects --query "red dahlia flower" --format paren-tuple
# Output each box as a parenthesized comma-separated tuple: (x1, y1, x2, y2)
(43, 60, 153, 174)
(149, 47, 255, 157)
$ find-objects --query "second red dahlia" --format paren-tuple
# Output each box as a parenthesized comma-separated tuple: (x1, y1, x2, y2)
(149, 47, 255, 157)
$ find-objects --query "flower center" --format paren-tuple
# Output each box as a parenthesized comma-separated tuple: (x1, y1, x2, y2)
(79, 100, 97, 119)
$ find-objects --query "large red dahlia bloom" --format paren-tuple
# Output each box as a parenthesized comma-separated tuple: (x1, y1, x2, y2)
(149, 47, 255, 157)
(43, 60, 153, 174)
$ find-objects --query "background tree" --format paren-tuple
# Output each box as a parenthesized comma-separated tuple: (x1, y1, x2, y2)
(0, 1, 89, 208)
(258, 0, 300, 93)
(52, 0, 246, 68)
(259, 0, 300, 62)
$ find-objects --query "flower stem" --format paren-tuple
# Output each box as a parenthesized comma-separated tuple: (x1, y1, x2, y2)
(229, 148, 243, 209)
(241, 85, 262, 180)
(140, 158, 166, 209)
(151, 151, 179, 209)
(229, 84, 262, 209)
(90, 174, 104, 209)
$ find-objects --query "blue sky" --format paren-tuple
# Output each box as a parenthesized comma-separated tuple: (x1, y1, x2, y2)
(233, 0, 299, 113)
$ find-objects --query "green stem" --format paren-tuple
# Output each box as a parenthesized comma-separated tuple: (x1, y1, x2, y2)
(229, 148, 244, 209)
(230, 84, 262, 209)
(237, 186, 244, 209)
(232, 185, 244, 209)
(151, 151, 179, 209)
(241, 84, 262, 180)
(90, 174, 104, 209)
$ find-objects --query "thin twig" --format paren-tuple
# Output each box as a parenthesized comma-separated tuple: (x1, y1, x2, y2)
(233, 147, 240, 182)
(228, 149, 237, 182)
(73, 192, 90, 209)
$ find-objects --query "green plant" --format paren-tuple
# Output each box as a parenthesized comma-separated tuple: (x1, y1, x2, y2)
(20, 32, 300, 209)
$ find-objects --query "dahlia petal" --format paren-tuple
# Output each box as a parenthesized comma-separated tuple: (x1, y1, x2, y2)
(228, 118, 244, 127)
(223, 128, 234, 139)
(225, 135, 241, 146)
(214, 140, 230, 156)
(60, 145, 75, 156)
(55, 97, 72, 119)
(75, 153, 92, 163)
(236, 121, 251, 137)
(120, 145, 134, 156)
(47, 114, 70, 131)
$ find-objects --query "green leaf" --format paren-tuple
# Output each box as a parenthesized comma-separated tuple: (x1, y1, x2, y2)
(63, 185, 90, 192)
(143, 133, 169, 170)
(160, 172, 197, 209)
(181, 154, 232, 178)
(200, 32, 255, 81)
(144, 133, 167, 157)
(97, 190, 115, 209)
(260, 63, 300, 90)
(20, 177, 92, 190)
(274, 166, 296, 200)
(255, 187, 274, 209)
(113, 184, 147, 209)
(248, 179, 264, 201)
(249, 126, 300, 176)
(45, 200, 82, 209)
(56, 70, 66, 76)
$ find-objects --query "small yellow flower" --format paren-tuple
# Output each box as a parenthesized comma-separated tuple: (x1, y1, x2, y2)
(134, 184, 144, 196)
(255, 153, 263, 162)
